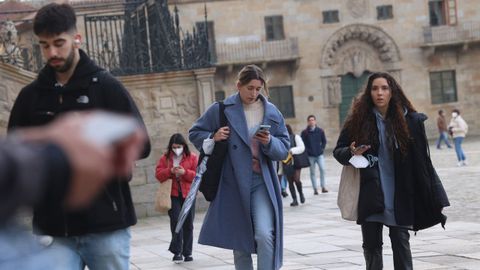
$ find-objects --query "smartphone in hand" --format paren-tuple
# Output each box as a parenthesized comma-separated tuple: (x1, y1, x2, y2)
(82, 112, 140, 146)
(255, 124, 271, 135)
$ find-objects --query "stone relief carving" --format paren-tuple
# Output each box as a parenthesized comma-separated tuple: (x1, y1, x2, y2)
(321, 24, 400, 69)
(337, 45, 383, 77)
(327, 77, 342, 106)
(347, 0, 368, 19)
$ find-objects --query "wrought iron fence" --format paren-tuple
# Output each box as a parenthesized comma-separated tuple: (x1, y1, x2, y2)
(85, 0, 211, 76)
(0, 0, 211, 75)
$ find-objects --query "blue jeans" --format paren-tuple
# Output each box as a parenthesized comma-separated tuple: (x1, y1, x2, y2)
(234, 173, 275, 270)
(280, 175, 288, 191)
(436, 131, 451, 148)
(46, 228, 131, 270)
(308, 155, 326, 190)
(0, 225, 66, 270)
(454, 137, 466, 161)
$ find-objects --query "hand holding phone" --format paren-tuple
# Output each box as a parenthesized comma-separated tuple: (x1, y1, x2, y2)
(254, 124, 271, 145)
(82, 112, 140, 146)
(255, 124, 271, 135)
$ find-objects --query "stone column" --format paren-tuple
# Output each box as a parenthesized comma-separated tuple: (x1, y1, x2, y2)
(193, 67, 217, 115)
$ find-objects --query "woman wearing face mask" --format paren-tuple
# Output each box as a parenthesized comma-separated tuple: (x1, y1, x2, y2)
(333, 72, 449, 270)
(448, 109, 469, 166)
(155, 133, 198, 263)
(189, 64, 289, 270)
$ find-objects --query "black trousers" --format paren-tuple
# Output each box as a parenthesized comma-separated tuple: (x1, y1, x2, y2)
(168, 195, 195, 256)
(286, 169, 303, 200)
(361, 222, 413, 270)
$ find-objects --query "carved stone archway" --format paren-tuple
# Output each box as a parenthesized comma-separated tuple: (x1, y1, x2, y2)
(320, 24, 402, 107)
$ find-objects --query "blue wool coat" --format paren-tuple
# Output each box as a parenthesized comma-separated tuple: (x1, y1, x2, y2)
(189, 93, 289, 270)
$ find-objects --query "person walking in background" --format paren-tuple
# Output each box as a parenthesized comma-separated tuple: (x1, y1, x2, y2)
(448, 109, 468, 166)
(333, 72, 449, 270)
(7, 3, 151, 269)
(301, 115, 328, 194)
(435, 109, 452, 149)
(276, 163, 289, 198)
(189, 64, 289, 270)
(155, 133, 198, 263)
(284, 124, 306, 206)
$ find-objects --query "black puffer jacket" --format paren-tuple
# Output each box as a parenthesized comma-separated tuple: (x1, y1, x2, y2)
(333, 112, 449, 231)
(8, 50, 151, 236)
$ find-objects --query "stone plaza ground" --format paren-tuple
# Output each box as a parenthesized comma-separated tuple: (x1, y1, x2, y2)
(130, 137, 480, 270)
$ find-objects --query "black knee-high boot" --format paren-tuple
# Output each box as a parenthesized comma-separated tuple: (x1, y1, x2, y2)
(363, 247, 383, 270)
(295, 181, 305, 204)
(288, 181, 298, 206)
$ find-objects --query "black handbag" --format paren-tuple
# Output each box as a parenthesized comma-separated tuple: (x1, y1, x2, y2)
(290, 134, 310, 169)
(198, 102, 228, 201)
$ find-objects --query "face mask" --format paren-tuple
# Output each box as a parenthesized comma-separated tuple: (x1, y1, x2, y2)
(173, 147, 183, 156)
(452, 112, 458, 118)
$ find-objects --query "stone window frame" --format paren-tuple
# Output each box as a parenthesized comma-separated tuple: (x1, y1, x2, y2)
(429, 0, 457, 26)
(429, 70, 458, 104)
(264, 15, 285, 41)
(377, 5, 393, 20)
(322, 10, 340, 24)
(269, 85, 295, 118)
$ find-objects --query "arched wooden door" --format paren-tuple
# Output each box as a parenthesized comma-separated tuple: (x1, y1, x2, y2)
(339, 72, 370, 125)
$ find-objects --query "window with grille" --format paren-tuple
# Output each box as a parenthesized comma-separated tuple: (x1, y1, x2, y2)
(269, 86, 295, 118)
(323, 10, 339, 24)
(264, 15, 285, 41)
(377, 5, 393, 20)
(430, 70, 457, 104)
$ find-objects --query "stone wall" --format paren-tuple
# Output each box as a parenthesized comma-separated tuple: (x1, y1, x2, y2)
(0, 62, 216, 217)
(172, 0, 480, 143)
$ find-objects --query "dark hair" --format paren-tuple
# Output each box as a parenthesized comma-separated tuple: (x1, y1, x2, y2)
(33, 3, 77, 36)
(343, 72, 416, 156)
(438, 109, 444, 115)
(237, 64, 269, 96)
(165, 133, 191, 160)
(307, 115, 316, 121)
(452, 109, 460, 114)
(285, 124, 293, 135)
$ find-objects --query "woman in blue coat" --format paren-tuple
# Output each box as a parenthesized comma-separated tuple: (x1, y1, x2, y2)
(189, 64, 289, 270)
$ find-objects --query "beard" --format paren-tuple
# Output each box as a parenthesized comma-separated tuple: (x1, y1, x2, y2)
(48, 46, 75, 73)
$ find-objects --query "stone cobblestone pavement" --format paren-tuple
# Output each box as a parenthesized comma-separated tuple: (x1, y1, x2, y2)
(130, 137, 480, 270)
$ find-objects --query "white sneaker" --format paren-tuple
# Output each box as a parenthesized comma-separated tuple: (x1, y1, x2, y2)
(457, 161, 463, 167)
(462, 160, 468, 166)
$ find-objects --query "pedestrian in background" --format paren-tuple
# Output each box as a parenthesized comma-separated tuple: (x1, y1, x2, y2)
(7, 3, 151, 269)
(189, 64, 289, 270)
(435, 109, 452, 149)
(448, 109, 468, 166)
(155, 133, 198, 263)
(333, 72, 449, 270)
(284, 124, 306, 206)
(301, 115, 328, 194)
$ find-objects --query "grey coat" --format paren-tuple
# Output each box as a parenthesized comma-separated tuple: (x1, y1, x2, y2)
(189, 93, 289, 269)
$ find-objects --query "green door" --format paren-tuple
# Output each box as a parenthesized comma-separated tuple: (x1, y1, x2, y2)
(339, 72, 370, 125)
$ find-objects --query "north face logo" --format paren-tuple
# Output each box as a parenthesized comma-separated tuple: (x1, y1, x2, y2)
(76, 95, 89, 104)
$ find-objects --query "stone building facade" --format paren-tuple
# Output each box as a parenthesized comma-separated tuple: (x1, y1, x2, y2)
(171, 0, 480, 140)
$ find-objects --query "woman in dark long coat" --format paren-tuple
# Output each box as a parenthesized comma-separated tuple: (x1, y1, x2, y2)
(333, 72, 450, 270)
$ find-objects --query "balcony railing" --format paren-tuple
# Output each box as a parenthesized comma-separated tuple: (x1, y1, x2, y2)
(215, 37, 299, 65)
(423, 21, 480, 46)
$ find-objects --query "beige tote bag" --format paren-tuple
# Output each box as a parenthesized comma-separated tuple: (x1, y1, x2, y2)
(155, 179, 172, 213)
(337, 165, 361, 221)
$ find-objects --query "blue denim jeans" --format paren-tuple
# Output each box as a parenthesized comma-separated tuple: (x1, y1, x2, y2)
(0, 225, 66, 270)
(46, 228, 131, 270)
(308, 155, 326, 190)
(234, 173, 275, 270)
(280, 175, 288, 191)
(436, 131, 451, 148)
(454, 137, 466, 161)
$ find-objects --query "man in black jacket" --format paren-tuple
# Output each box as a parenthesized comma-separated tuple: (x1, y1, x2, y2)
(7, 3, 151, 270)
(301, 115, 328, 194)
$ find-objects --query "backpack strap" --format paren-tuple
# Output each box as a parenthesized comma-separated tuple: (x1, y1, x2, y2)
(218, 101, 227, 127)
